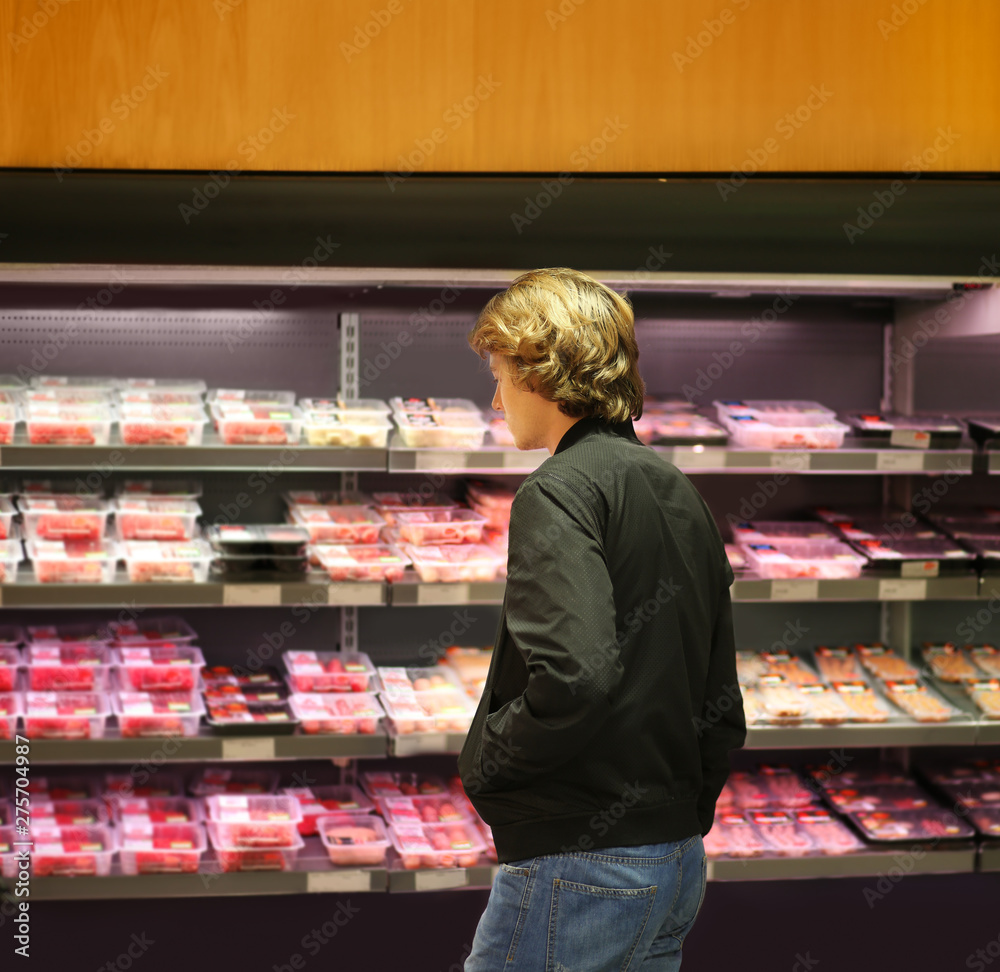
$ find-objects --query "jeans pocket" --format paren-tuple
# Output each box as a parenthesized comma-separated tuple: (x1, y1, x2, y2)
(546, 879, 657, 972)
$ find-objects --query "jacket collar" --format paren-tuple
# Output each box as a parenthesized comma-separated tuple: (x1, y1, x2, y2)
(554, 415, 639, 455)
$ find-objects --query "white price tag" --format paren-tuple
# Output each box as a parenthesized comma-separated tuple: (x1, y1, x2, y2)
(327, 583, 383, 606)
(878, 578, 927, 600)
(414, 868, 467, 891)
(769, 452, 810, 471)
(221, 737, 275, 760)
(889, 429, 931, 449)
(414, 451, 453, 472)
(417, 583, 470, 606)
(705, 860, 715, 882)
(770, 579, 819, 601)
(674, 448, 727, 470)
(223, 584, 281, 606)
(307, 870, 373, 893)
(876, 451, 924, 472)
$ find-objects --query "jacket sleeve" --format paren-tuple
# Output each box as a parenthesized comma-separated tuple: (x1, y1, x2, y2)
(696, 579, 746, 834)
(472, 474, 622, 793)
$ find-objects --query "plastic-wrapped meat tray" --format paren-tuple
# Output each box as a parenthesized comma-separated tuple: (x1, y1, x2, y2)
(24, 692, 109, 739)
(966, 646, 1000, 678)
(388, 820, 485, 869)
(881, 680, 957, 723)
(813, 646, 866, 682)
(389, 397, 483, 427)
(731, 520, 840, 545)
(29, 825, 115, 876)
(119, 406, 207, 446)
(301, 413, 391, 447)
(755, 766, 818, 808)
(316, 811, 390, 865)
(111, 690, 204, 737)
(793, 808, 866, 855)
(641, 413, 729, 446)
(315, 543, 410, 582)
(27, 642, 112, 691)
(714, 399, 837, 423)
(849, 536, 976, 574)
(965, 679, 1000, 719)
(283, 651, 376, 693)
(119, 823, 207, 875)
(372, 491, 459, 526)
(392, 412, 487, 449)
(796, 683, 851, 724)
(28, 539, 119, 584)
(759, 651, 821, 685)
(114, 498, 201, 541)
(205, 524, 310, 556)
(403, 543, 503, 582)
(747, 810, 817, 856)
(201, 665, 283, 690)
(823, 785, 932, 813)
(855, 644, 920, 681)
(19, 496, 111, 542)
(378, 793, 474, 826)
(30, 799, 109, 827)
(828, 681, 891, 723)
(189, 768, 279, 797)
(381, 689, 475, 734)
(395, 509, 487, 546)
(702, 812, 766, 858)
(115, 645, 205, 692)
(288, 692, 383, 734)
(116, 479, 203, 501)
(114, 797, 204, 834)
(740, 540, 866, 579)
(206, 824, 304, 872)
(968, 808, 1000, 839)
(0, 693, 19, 739)
(849, 809, 975, 843)
(922, 643, 981, 682)
(205, 795, 302, 847)
(282, 785, 374, 836)
(288, 507, 384, 545)
(939, 781, 1000, 811)
(359, 771, 448, 802)
(284, 489, 373, 508)
(204, 695, 297, 733)
(216, 405, 302, 445)
(844, 412, 965, 449)
(109, 616, 198, 646)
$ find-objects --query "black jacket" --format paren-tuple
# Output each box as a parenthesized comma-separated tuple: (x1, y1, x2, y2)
(458, 416, 745, 863)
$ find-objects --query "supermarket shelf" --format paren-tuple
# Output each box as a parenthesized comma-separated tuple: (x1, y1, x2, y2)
(0, 569, 387, 607)
(979, 845, 1000, 872)
(389, 577, 507, 606)
(706, 847, 976, 882)
(0, 729, 389, 764)
(744, 720, 980, 749)
(388, 441, 548, 474)
(388, 729, 468, 757)
(654, 445, 975, 475)
(730, 572, 981, 602)
(388, 864, 497, 892)
(988, 452, 1000, 475)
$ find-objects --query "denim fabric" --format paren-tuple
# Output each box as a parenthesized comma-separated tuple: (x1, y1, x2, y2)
(465, 835, 707, 972)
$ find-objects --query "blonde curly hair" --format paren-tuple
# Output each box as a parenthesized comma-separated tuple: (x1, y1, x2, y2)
(468, 268, 644, 422)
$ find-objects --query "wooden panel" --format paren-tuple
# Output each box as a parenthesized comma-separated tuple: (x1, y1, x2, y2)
(1, 0, 997, 172)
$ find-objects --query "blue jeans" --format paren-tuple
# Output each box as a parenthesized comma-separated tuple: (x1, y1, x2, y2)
(465, 835, 707, 972)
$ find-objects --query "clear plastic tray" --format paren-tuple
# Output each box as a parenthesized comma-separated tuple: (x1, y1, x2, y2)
(302, 415, 392, 447)
(812, 646, 866, 682)
(882, 680, 958, 723)
(969, 808, 1000, 838)
(0, 646, 19, 692)
(0, 538, 21, 583)
(217, 406, 303, 445)
(111, 690, 204, 737)
(299, 398, 391, 420)
(115, 644, 206, 692)
(825, 784, 934, 813)
(25, 411, 114, 446)
(205, 795, 302, 847)
(849, 809, 975, 843)
(189, 767, 279, 797)
(850, 536, 975, 568)
(119, 823, 207, 875)
(746, 810, 818, 856)
(117, 479, 204, 500)
(702, 811, 767, 858)
(289, 506, 385, 544)
(758, 652, 821, 685)
(359, 772, 449, 802)
(27, 643, 112, 691)
(114, 498, 202, 541)
(390, 397, 484, 427)
(315, 543, 410, 582)
(317, 812, 390, 865)
(0, 496, 16, 539)
(20, 495, 112, 542)
(922, 643, 981, 682)
(283, 651, 376, 693)
(828, 681, 892, 723)
(104, 772, 186, 802)
(0, 693, 21, 740)
(26, 775, 101, 800)
(28, 539, 119, 584)
(207, 388, 296, 406)
(122, 539, 213, 583)
(381, 689, 476, 734)
(714, 400, 838, 425)
(19, 477, 103, 497)
(27, 621, 113, 645)
(372, 491, 459, 526)
(114, 797, 204, 833)
(731, 521, 840, 545)
(377, 666, 464, 695)
(638, 413, 730, 446)
(740, 540, 866, 579)
(379, 794, 474, 826)
(855, 644, 920, 681)
(30, 824, 116, 876)
(792, 808, 866, 855)
(206, 823, 303, 872)
(284, 489, 373, 508)
(24, 692, 110, 739)
(108, 616, 198, 646)
(288, 692, 384, 735)
(119, 377, 207, 394)
(720, 412, 849, 450)
(119, 407, 207, 447)
(205, 524, 310, 556)
(282, 786, 374, 837)
(392, 411, 487, 449)
(845, 412, 964, 448)
(488, 414, 515, 446)
(29, 798, 110, 827)
(404, 543, 502, 582)
(388, 820, 485, 869)
(395, 509, 488, 546)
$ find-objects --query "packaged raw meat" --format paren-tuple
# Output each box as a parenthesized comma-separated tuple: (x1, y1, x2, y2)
(381, 689, 476, 734)
(28, 538, 120, 584)
(114, 797, 204, 834)
(30, 824, 116, 876)
(395, 509, 488, 546)
(289, 692, 383, 734)
(205, 524, 310, 556)
(379, 794, 474, 826)
(824, 785, 931, 813)
(104, 773, 186, 803)
(204, 694, 297, 732)
(844, 412, 964, 449)
(731, 520, 840, 545)
(189, 767, 279, 797)
(316, 811, 390, 865)
(759, 651, 820, 685)
(29, 798, 110, 827)
(315, 543, 410, 582)
(19, 495, 112, 542)
(882, 680, 955, 723)
(26, 621, 112, 645)
(793, 808, 865, 855)
(851, 537, 975, 572)
(0, 646, 19, 694)
(0, 399, 18, 447)
(216, 405, 303, 445)
(390, 397, 483, 426)
(404, 543, 502, 582)
(640, 413, 729, 446)
(748, 810, 817, 856)
(483, 528, 508, 577)
(301, 404, 392, 446)
(114, 644, 206, 692)
(702, 811, 766, 858)
(122, 540, 213, 583)
(388, 820, 485, 869)
(850, 809, 975, 843)
(119, 406, 207, 446)
(0, 536, 23, 582)
(283, 651, 376, 693)
(359, 772, 448, 802)
(717, 409, 848, 450)
(969, 809, 1000, 838)
(119, 823, 207, 875)
(758, 766, 818, 808)
(284, 489, 373, 508)
(377, 666, 463, 696)
(205, 794, 302, 847)
(740, 540, 866, 579)
(967, 645, 1000, 678)
(725, 544, 746, 571)
(756, 675, 808, 723)
(812, 646, 864, 682)
(111, 689, 204, 737)
(727, 772, 770, 809)
(114, 498, 202, 541)
(919, 759, 1000, 786)
(201, 664, 282, 690)
(0, 497, 16, 539)
(109, 616, 198, 646)
(829, 681, 891, 723)
(965, 679, 1000, 719)
(25, 405, 114, 446)
(19, 477, 104, 497)
(797, 683, 851, 725)
(938, 781, 1000, 811)
(735, 651, 769, 685)
(27, 643, 112, 692)
(373, 491, 459, 526)
(922, 643, 980, 682)
(116, 479, 203, 500)
(855, 644, 920, 681)
(27, 775, 100, 800)
(465, 481, 516, 521)
(281, 785, 374, 836)
(206, 823, 304, 872)
(288, 506, 384, 545)
(24, 692, 109, 739)
(0, 694, 22, 739)
(714, 400, 838, 425)
(392, 411, 488, 449)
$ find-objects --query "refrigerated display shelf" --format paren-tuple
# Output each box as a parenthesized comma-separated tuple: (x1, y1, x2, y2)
(0, 728, 389, 764)
(0, 431, 387, 471)
(980, 846, 1000, 872)
(988, 452, 1000, 475)
(744, 720, 980, 749)
(388, 729, 468, 756)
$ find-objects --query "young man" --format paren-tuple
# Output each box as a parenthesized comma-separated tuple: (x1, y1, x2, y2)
(459, 268, 745, 971)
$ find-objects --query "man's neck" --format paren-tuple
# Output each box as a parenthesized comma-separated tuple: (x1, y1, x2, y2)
(545, 414, 586, 455)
